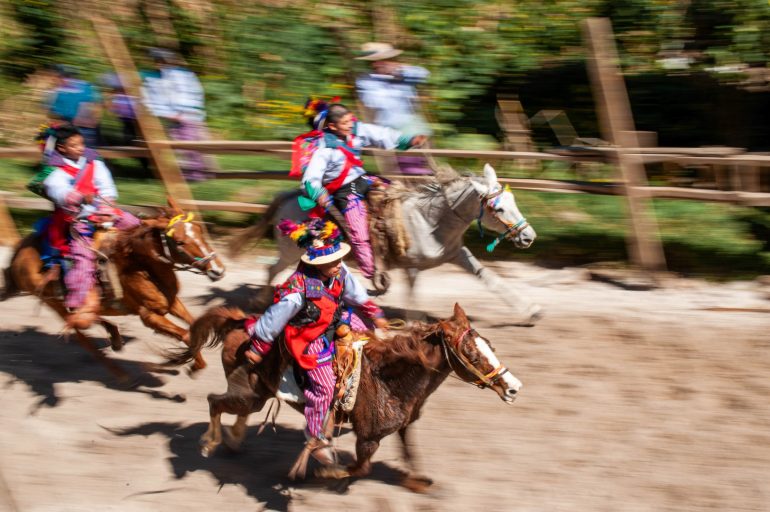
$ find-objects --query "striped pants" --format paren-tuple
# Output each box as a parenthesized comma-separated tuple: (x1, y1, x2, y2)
(303, 336, 336, 439)
(342, 193, 375, 279)
(64, 211, 141, 309)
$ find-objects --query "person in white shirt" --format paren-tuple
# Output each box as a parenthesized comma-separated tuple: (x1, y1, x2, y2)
(355, 42, 433, 176)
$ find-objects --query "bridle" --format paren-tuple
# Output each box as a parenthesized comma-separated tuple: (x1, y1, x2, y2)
(439, 327, 510, 389)
(477, 185, 530, 252)
(155, 213, 218, 274)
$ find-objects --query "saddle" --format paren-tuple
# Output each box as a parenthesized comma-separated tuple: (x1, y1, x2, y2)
(36, 228, 124, 313)
(275, 324, 368, 414)
(367, 181, 410, 261)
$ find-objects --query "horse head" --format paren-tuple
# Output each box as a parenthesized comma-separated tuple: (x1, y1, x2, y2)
(470, 164, 536, 249)
(437, 303, 522, 404)
(143, 206, 226, 281)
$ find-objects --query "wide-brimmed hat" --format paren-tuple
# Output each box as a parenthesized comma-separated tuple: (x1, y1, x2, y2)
(279, 218, 351, 265)
(355, 42, 403, 61)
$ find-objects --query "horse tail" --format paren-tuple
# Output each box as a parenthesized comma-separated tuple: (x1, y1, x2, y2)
(163, 306, 247, 367)
(227, 189, 301, 258)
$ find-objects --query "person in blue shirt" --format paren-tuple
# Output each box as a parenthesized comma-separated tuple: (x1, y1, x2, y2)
(46, 65, 102, 147)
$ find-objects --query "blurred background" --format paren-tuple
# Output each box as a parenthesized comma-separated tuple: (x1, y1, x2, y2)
(1, 0, 770, 278)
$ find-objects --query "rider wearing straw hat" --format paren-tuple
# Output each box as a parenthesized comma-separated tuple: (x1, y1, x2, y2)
(243, 218, 388, 464)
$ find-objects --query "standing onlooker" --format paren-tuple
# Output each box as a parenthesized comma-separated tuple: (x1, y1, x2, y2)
(355, 42, 432, 175)
(101, 73, 140, 144)
(141, 48, 213, 181)
(46, 64, 102, 147)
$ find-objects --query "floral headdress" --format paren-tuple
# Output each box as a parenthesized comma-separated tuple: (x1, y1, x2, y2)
(303, 96, 341, 131)
(34, 121, 65, 156)
(278, 218, 348, 264)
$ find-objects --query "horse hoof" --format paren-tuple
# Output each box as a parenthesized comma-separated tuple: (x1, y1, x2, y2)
(110, 337, 124, 352)
(185, 365, 204, 379)
(200, 442, 217, 458)
(513, 304, 543, 327)
(401, 474, 434, 493)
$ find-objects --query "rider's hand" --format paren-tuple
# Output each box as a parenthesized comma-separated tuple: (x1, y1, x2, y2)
(408, 135, 427, 148)
(374, 317, 389, 330)
(82, 193, 95, 205)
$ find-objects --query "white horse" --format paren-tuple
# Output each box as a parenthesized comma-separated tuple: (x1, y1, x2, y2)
(230, 164, 542, 325)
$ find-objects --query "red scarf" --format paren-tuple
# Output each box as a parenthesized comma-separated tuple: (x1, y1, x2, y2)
(48, 160, 97, 254)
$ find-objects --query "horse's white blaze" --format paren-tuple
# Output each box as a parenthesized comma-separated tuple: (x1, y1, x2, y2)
(185, 222, 223, 273)
(473, 336, 522, 391)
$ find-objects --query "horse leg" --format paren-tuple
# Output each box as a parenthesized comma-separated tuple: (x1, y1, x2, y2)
(168, 297, 207, 372)
(100, 319, 124, 351)
(135, 306, 206, 373)
(46, 299, 131, 383)
(203, 390, 261, 456)
(348, 438, 380, 478)
(403, 267, 424, 322)
(397, 427, 433, 493)
(222, 414, 250, 452)
(452, 246, 542, 325)
(201, 393, 225, 457)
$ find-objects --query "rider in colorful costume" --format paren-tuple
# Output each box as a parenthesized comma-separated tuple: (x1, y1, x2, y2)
(243, 218, 388, 463)
(301, 102, 426, 281)
(34, 123, 141, 324)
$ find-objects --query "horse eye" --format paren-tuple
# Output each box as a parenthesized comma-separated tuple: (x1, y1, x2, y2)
(494, 208, 504, 213)
(176, 240, 185, 245)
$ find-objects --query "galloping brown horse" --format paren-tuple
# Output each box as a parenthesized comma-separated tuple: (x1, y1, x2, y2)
(2, 206, 225, 381)
(165, 303, 521, 490)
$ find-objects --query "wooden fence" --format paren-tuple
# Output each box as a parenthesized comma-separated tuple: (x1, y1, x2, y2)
(2, 17, 770, 273)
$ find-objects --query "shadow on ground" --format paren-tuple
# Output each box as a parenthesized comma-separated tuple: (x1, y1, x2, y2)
(106, 421, 412, 511)
(0, 327, 185, 411)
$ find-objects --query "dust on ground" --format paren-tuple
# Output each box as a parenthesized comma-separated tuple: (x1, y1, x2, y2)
(1, 246, 768, 512)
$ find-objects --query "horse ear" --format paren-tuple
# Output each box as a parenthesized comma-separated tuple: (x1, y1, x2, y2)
(483, 163, 498, 189)
(452, 303, 469, 325)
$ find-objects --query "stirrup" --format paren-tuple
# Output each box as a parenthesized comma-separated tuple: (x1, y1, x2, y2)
(288, 436, 334, 480)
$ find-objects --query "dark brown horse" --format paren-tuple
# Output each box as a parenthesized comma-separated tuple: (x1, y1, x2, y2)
(2, 206, 225, 381)
(165, 303, 521, 490)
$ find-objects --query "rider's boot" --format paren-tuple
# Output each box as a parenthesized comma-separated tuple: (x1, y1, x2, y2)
(65, 288, 100, 330)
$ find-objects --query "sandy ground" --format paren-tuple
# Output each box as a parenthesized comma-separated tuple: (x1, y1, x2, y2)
(1, 245, 769, 512)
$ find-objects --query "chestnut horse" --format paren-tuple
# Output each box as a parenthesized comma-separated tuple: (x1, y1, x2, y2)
(165, 303, 521, 490)
(1, 207, 225, 381)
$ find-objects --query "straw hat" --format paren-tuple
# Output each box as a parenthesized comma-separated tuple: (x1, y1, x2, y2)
(301, 239, 351, 265)
(278, 218, 351, 265)
(355, 42, 403, 61)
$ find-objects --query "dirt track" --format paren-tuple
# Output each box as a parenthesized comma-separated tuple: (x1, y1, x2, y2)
(1, 246, 769, 512)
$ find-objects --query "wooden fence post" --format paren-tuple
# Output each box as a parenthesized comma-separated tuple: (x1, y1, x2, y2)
(0, 192, 20, 246)
(583, 17, 667, 272)
(90, 16, 202, 224)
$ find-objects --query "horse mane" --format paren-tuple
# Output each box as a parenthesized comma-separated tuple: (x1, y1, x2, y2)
(363, 321, 443, 368)
(110, 208, 174, 261)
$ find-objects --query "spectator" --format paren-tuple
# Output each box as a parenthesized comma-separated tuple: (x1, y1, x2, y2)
(101, 73, 139, 144)
(46, 64, 102, 147)
(141, 48, 214, 181)
(355, 42, 432, 176)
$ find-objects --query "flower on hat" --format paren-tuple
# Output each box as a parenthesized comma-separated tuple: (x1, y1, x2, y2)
(279, 218, 347, 264)
(302, 96, 342, 130)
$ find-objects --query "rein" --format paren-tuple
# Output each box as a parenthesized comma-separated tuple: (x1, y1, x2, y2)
(154, 213, 217, 273)
(476, 185, 530, 253)
(439, 328, 509, 389)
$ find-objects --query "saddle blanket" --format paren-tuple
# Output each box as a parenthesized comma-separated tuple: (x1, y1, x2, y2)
(276, 339, 367, 413)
